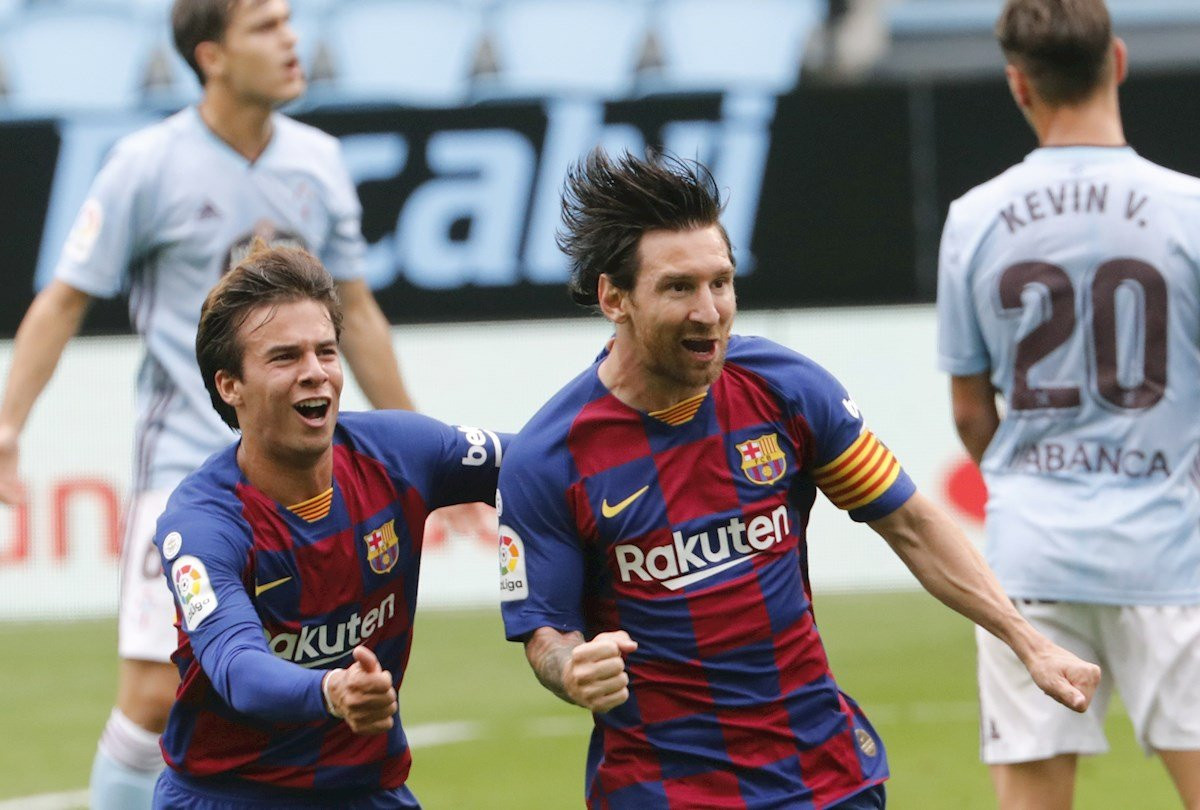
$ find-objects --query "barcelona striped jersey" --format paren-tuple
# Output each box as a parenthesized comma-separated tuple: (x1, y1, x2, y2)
(499, 335, 916, 809)
(154, 411, 503, 805)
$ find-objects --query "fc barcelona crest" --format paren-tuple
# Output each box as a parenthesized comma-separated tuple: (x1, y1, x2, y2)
(364, 519, 400, 574)
(737, 433, 787, 486)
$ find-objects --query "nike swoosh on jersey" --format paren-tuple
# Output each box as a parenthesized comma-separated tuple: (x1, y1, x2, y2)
(254, 576, 293, 596)
(601, 485, 650, 518)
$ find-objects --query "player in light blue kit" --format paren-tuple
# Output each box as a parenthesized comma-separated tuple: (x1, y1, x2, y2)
(937, 1, 1200, 807)
(0, 2, 413, 808)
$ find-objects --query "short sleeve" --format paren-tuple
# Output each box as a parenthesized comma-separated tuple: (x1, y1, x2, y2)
(790, 359, 916, 523)
(429, 421, 507, 509)
(936, 202, 991, 375)
(53, 137, 153, 299)
(319, 139, 366, 281)
(497, 440, 586, 641)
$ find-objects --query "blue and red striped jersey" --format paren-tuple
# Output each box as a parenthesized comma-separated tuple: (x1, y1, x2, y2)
(499, 336, 915, 809)
(155, 411, 503, 801)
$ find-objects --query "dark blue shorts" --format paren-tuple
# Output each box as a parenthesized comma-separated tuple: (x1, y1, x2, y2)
(153, 768, 421, 809)
(831, 783, 887, 809)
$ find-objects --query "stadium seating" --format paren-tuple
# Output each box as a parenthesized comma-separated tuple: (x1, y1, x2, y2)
(645, 0, 825, 95)
(319, 0, 485, 107)
(0, 7, 156, 114)
(480, 0, 652, 99)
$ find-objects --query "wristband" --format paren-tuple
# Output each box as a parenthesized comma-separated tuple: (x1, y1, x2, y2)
(321, 668, 344, 719)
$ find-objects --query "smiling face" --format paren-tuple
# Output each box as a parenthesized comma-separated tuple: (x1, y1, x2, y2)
(204, 0, 305, 107)
(602, 224, 736, 406)
(216, 297, 342, 468)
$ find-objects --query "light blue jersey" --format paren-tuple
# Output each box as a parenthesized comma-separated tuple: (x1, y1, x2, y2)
(938, 146, 1200, 605)
(54, 107, 366, 492)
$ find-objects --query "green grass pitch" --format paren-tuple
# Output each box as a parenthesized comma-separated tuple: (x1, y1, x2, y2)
(0, 591, 1178, 807)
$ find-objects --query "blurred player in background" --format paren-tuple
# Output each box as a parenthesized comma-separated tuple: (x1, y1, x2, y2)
(153, 245, 502, 808)
(499, 149, 1099, 809)
(0, 1, 416, 807)
(937, 1, 1200, 806)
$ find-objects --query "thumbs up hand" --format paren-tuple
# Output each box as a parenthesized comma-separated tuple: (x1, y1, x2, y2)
(322, 645, 398, 735)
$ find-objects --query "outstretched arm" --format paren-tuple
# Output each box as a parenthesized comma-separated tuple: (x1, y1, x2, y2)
(0, 280, 92, 503)
(336, 278, 414, 411)
(524, 627, 638, 713)
(869, 492, 1100, 712)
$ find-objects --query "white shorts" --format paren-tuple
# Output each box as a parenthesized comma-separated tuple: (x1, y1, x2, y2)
(977, 600, 1200, 764)
(117, 489, 177, 663)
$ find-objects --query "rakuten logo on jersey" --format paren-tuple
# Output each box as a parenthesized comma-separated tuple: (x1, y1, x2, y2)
(615, 505, 791, 591)
(264, 594, 395, 668)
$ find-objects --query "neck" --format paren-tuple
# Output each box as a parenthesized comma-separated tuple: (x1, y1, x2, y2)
(1033, 93, 1126, 148)
(198, 89, 275, 161)
(236, 439, 332, 506)
(598, 337, 709, 413)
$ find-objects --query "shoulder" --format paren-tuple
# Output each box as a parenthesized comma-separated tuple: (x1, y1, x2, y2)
(505, 364, 601, 472)
(273, 114, 343, 157)
(336, 410, 454, 466)
(156, 448, 247, 554)
(1130, 153, 1200, 200)
(947, 162, 1029, 223)
(724, 335, 845, 398)
(104, 113, 188, 171)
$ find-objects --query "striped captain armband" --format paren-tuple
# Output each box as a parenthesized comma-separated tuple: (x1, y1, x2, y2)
(811, 429, 902, 511)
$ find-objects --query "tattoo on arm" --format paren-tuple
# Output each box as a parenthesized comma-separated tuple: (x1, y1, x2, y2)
(525, 628, 584, 705)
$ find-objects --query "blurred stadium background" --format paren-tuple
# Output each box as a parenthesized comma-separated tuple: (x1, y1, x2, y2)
(0, 0, 1196, 805)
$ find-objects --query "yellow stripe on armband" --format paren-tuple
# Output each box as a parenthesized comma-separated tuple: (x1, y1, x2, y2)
(812, 430, 903, 511)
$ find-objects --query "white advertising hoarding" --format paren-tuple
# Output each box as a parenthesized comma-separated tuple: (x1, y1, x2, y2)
(0, 305, 983, 620)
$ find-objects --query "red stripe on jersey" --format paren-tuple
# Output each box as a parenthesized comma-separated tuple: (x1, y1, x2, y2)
(628, 656, 714, 725)
(336, 446, 403, 522)
(236, 484, 291, 552)
(569, 394, 654, 477)
(380, 747, 413, 790)
(688, 570, 773, 658)
(773, 609, 831, 696)
(318, 722, 389, 767)
(714, 362, 791, 434)
(796, 708, 866, 808)
(663, 769, 744, 808)
(655, 434, 742, 525)
(719, 702, 801, 769)
(182, 710, 274, 778)
(596, 723, 665, 794)
(296, 528, 360, 616)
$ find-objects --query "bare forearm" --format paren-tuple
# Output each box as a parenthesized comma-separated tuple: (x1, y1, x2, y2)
(337, 280, 414, 411)
(871, 494, 1046, 665)
(0, 281, 90, 436)
(950, 374, 1000, 465)
(955, 418, 997, 466)
(524, 627, 585, 705)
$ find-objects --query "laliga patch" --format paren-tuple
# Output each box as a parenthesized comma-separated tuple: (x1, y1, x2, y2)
(498, 525, 527, 602)
(64, 199, 103, 264)
(172, 555, 219, 631)
(161, 531, 183, 561)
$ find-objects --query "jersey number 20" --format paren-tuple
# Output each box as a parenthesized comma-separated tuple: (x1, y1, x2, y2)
(998, 258, 1167, 412)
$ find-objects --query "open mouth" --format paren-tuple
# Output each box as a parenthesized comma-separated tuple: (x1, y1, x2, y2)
(294, 397, 330, 422)
(682, 338, 717, 357)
